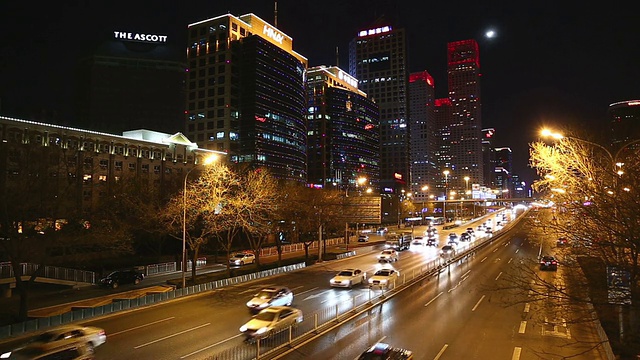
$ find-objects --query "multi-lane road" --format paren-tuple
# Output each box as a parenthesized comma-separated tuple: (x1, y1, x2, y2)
(4, 208, 609, 359)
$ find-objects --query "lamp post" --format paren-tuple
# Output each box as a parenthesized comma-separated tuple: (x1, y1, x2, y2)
(182, 154, 219, 289)
(421, 185, 429, 223)
(464, 176, 470, 218)
(443, 170, 450, 223)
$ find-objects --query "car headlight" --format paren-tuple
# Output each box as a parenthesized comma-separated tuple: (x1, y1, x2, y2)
(239, 325, 248, 332)
(368, 278, 374, 283)
(256, 327, 269, 335)
(258, 303, 269, 308)
(379, 279, 387, 284)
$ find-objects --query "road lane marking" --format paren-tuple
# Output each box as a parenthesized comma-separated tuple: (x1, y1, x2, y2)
(109, 317, 175, 336)
(296, 286, 318, 295)
(493, 248, 498, 252)
(472, 295, 485, 311)
(512, 347, 522, 360)
(180, 333, 243, 358)
(424, 292, 443, 307)
(495, 272, 502, 280)
(480, 256, 487, 262)
(508, 258, 513, 263)
(515, 248, 520, 253)
(524, 303, 530, 313)
(134, 323, 210, 348)
(519, 321, 527, 333)
(434, 344, 448, 359)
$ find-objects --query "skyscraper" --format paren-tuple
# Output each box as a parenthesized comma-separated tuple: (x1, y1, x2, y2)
(494, 147, 512, 198)
(434, 98, 453, 195)
(186, 13, 308, 182)
(306, 66, 380, 192)
(446, 39, 483, 190)
(349, 23, 409, 224)
(481, 128, 496, 188)
(409, 71, 437, 203)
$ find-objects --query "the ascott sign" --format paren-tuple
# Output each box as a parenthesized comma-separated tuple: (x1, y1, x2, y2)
(114, 31, 168, 43)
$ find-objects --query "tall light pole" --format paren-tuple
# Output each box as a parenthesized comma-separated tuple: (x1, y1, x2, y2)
(421, 185, 428, 223)
(464, 176, 470, 218)
(443, 170, 450, 223)
(182, 154, 219, 289)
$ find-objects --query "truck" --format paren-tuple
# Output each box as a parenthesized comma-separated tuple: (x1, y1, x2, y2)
(384, 232, 412, 251)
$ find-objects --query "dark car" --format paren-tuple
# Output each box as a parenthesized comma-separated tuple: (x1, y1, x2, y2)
(99, 269, 144, 289)
(540, 255, 558, 271)
(557, 237, 568, 246)
(359, 342, 413, 360)
(460, 233, 471, 242)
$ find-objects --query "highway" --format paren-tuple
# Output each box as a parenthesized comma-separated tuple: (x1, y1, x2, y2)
(2, 208, 606, 359)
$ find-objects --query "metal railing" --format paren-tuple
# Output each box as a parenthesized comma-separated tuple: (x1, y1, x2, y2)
(0, 263, 95, 284)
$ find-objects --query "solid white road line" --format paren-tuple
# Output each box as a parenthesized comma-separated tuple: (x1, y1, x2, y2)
(495, 272, 503, 280)
(134, 323, 210, 349)
(519, 321, 527, 334)
(425, 292, 444, 307)
(512, 347, 522, 360)
(433, 344, 448, 360)
(472, 295, 485, 311)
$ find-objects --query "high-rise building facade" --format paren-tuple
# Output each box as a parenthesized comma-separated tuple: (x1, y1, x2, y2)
(306, 66, 380, 192)
(494, 147, 512, 198)
(186, 13, 308, 182)
(409, 71, 437, 203)
(481, 128, 496, 189)
(434, 98, 453, 196)
(446, 39, 483, 190)
(609, 100, 640, 148)
(76, 30, 185, 135)
(349, 24, 410, 193)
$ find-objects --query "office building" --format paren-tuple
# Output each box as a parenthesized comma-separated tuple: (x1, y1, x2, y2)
(409, 71, 437, 203)
(446, 39, 483, 190)
(186, 13, 308, 182)
(306, 66, 380, 192)
(76, 29, 185, 135)
(609, 100, 640, 148)
(434, 98, 453, 195)
(481, 128, 496, 188)
(494, 147, 512, 198)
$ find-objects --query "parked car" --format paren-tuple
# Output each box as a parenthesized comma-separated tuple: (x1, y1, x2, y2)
(21, 324, 106, 353)
(368, 269, 399, 288)
(239, 306, 303, 340)
(358, 234, 369, 242)
(229, 252, 256, 266)
(377, 249, 398, 262)
(358, 342, 413, 359)
(540, 255, 558, 271)
(330, 268, 366, 288)
(246, 286, 294, 313)
(99, 269, 144, 289)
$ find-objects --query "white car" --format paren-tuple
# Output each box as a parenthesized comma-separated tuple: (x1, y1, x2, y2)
(239, 306, 303, 339)
(21, 324, 106, 352)
(229, 252, 256, 266)
(411, 236, 425, 246)
(246, 286, 293, 313)
(368, 268, 399, 288)
(330, 268, 366, 288)
(377, 249, 398, 262)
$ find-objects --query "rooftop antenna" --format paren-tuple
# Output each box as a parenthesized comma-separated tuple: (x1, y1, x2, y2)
(274, 0, 278, 28)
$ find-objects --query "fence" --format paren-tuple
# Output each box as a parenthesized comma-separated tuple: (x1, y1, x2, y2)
(0, 263, 95, 284)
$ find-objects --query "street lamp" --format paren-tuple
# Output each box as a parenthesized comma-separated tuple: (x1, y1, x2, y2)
(421, 185, 429, 223)
(443, 170, 450, 223)
(464, 177, 470, 218)
(182, 153, 219, 289)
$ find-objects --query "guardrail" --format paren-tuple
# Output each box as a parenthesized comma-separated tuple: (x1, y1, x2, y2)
(0, 263, 95, 285)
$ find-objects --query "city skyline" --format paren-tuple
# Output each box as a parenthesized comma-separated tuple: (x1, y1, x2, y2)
(1, 1, 638, 187)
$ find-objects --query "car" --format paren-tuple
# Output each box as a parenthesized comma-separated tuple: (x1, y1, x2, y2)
(377, 249, 398, 262)
(540, 255, 558, 271)
(6, 342, 95, 360)
(358, 342, 413, 360)
(459, 232, 472, 242)
(239, 306, 303, 340)
(330, 268, 366, 288)
(376, 227, 388, 235)
(448, 233, 458, 241)
(368, 269, 399, 288)
(425, 237, 437, 247)
(21, 324, 106, 353)
(98, 269, 144, 289)
(466, 227, 475, 235)
(411, 236, 425, 246)
(440, 245, 456, 258)
(425, 227, 438, 236)
(485, 226, 493, 234)
(229, 252, 256, 266)
(557, 237, 568, 246)
(246, 286, 294, 313)
(358, 234, 369, 242)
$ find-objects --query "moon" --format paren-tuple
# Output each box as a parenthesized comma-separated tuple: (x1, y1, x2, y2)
(485, 29, 496, 39)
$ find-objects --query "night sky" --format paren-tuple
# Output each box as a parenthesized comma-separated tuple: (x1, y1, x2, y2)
(1, 1, 638, 186)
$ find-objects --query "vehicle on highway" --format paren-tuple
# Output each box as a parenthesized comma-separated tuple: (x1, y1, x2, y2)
(440, 245, 456, 259)
(425, 227, 438, 237)
(368, 269, 399, 288)
(448, 233, 458, 242)
(376, 227, 388, 235)
(425, 236, 438, 247)
(459, 232, 472, 242)
(98, 269, 144, 289)
(330, 268, 366, 288)
(411, 236, 425, 246)
(540, 255, 558, 271)
(246, 286, 294, 313)
(384, 232, 411, 251)
(6, 342, 95, 360)
(557, 237, 568, 246)
(20, 324, 106, 353)
(229, 252, 256, 266)
(358, 234, 369, 242)
(466, 227, 475, 236)
(358, 342, 413, 359)
(239, 306, 303, 340)
(377, 249, 398, 262)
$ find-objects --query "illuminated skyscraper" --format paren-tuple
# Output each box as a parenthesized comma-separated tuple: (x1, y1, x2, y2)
(409, 71, 437, 203)
(186, 13, 308, 182)
(446, 39, 483, 190)
(481, 128, 496, 188)
(434, 98, 453, 195)
(306, 66, 380, 192)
